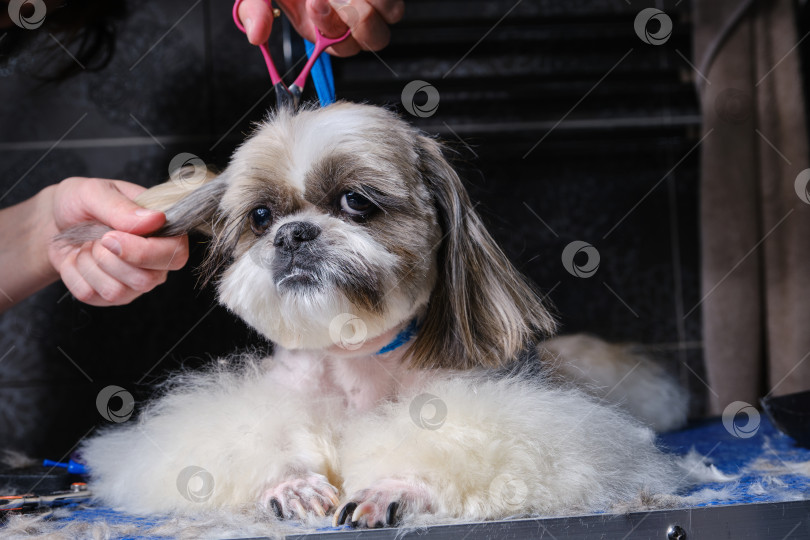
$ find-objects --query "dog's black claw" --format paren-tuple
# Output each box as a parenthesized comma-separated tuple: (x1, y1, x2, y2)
(269, 498, 284, 519)
(336, 502, 357, 526)
(386, 501, 400, 526)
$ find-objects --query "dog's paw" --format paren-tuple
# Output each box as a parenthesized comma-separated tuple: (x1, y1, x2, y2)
(333, 478, 434, 528)
(260, 473, 340, 519)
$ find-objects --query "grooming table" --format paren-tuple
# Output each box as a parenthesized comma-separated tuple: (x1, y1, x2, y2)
(7, 415, 810, 539)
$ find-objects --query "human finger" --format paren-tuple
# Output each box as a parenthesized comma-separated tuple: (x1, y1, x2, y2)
(237, 0, 276, 44)
(326, 0, 391, 54)
(64, 179, 165, 236)
(74, 245, 140, 305)
(100, 232, 189, 272)
(92, 241, 170, 294)
(366, 0, 404, 25)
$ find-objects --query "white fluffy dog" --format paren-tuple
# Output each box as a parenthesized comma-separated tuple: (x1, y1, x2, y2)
(78, 103, 690, 528)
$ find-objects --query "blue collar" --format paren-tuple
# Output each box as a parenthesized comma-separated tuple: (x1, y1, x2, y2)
(376, 318, 420, 355)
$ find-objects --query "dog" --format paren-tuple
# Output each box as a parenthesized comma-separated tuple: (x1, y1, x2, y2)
(77, 102, 690, 527)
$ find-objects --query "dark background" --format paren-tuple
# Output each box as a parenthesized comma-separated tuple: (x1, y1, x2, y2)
(0, 0, 705, 457)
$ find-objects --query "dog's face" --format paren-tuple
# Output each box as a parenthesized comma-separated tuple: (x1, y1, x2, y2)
(213, 105, 442, 349)
(158, 103, 556, 368)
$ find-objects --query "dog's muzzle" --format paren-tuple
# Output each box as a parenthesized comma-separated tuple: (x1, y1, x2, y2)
(272, 221, 322, 289)
(274, 221, 321, 252)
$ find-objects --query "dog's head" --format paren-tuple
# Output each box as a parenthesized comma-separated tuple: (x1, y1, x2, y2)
(147, 102, 555, 368)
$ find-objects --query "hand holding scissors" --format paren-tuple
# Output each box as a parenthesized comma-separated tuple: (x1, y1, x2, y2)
(234, 0, 350, 109)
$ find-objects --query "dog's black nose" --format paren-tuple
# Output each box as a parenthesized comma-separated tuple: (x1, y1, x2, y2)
(273, 221, 321, 251)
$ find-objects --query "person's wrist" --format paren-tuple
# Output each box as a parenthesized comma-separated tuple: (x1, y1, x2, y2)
(30, 184, 61, 284)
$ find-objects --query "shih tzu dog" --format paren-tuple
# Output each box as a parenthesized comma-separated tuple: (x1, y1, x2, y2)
(77, 102, 692, 527)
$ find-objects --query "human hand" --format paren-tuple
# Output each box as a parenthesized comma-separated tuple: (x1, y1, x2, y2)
(43, 177, 189, 307)
(237, 0, 403, 57)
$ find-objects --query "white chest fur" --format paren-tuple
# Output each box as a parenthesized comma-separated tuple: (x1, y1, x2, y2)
(268, 346, 431, 412)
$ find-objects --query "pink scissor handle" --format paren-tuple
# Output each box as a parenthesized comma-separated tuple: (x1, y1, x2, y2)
(292, 28, 352, 89)
(232, 0, 351, 91)
(232, 0, 283, 85)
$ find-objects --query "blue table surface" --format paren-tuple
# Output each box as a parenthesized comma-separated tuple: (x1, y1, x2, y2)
(26, 415, 810, 539)
(658, 413, 810, 506)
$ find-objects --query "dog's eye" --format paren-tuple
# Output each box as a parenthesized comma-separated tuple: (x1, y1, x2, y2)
(249, 206, 272, 235)
(340, 191, 374, 217)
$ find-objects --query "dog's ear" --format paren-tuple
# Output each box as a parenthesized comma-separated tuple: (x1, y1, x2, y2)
(408, 136, 557, 370)
(139, 169, 236, 285)
(135, 168, 227, 238)
(54, 169, 228, 247)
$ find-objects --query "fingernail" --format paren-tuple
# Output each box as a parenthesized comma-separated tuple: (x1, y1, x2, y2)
(328, 0, 351, 6)
(101, 236, 122, 256)
(135, 208, 159, 217)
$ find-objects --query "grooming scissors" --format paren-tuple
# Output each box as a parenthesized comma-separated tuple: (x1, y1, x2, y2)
(232, 0, 351, 109)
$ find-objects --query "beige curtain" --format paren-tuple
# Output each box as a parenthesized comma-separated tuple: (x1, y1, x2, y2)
(695, 0, 810, 414)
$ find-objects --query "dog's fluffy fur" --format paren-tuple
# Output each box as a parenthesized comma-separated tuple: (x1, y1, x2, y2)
(79, 103, 690, 526)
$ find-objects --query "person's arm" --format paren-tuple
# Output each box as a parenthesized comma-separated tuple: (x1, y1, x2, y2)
(0, 177, 189, 313)
(0, 185, 60, 311)
(237, 0, 404, 56)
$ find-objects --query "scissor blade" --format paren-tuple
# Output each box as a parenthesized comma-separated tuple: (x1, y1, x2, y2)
(275, 82, 296, 110)
(287, 85, 303, 110)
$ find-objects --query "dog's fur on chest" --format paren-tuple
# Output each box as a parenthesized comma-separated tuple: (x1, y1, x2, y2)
(79, 102, 690, 526)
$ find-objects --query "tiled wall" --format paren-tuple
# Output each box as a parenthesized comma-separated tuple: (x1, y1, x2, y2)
(0, 0, 704, 457)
